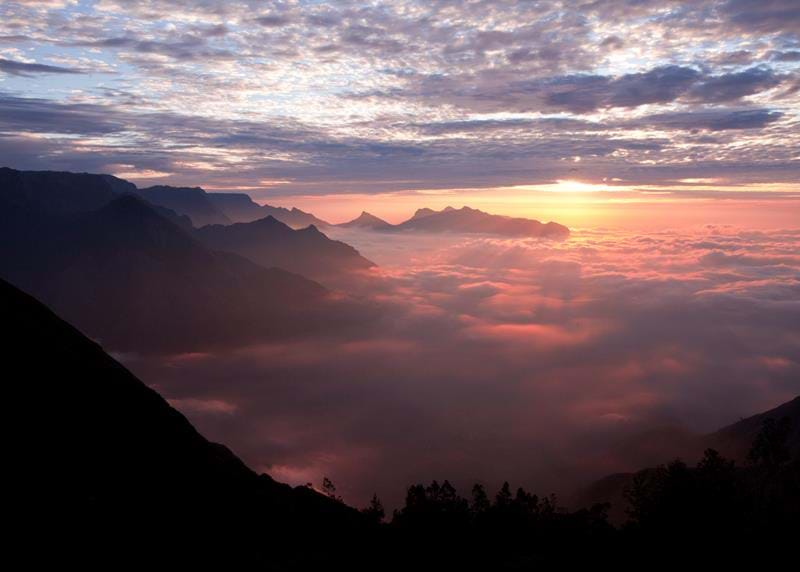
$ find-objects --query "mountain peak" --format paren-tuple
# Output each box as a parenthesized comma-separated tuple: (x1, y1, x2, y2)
(411, 207, 437, 220)
(338, 210, 393, 230)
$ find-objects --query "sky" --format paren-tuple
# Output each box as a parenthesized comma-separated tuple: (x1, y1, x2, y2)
(1, 0, 800, 223)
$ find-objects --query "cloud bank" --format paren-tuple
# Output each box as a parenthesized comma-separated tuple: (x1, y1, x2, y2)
(0, 0, 798, 194)
(124, 223, 800, 508)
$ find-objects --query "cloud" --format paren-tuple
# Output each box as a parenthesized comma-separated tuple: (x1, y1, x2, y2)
(254, 15, 292, 28)
(0, 94, 122, 134)
(687, 66, 784, 103)
(722, 0, 800, 34)
(640, 108, 784, 131)
(0, 57, 84, 76)
(124, 225, 800, 509)
(1, 1, 798, 194)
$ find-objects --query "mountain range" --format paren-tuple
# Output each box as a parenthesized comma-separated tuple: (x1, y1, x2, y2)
(338, 206, 570, 238)
(136, 185, 331, 229)
(207, 191, 331, 228)
(0, 168, 374, 352)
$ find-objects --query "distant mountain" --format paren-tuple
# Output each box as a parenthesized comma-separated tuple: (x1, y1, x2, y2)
(3, 277, 373, 567)
(395, 206, 570, 238)
(208, 192, 331, 229)
(0, 192, 343, 353)
(410, 206, 454, 220)
(260, 204, 331, 229)
(338, 211, 394, 230)
(137, 185, 231, 227)
(196, 215, 375, 286)
(206, 191, 266, 222)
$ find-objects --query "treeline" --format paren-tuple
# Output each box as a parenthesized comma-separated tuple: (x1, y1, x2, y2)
(327, 417, 799, 568)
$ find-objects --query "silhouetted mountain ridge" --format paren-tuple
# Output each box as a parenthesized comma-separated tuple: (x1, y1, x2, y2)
(334, 204, 569, 238)
(196, 215, 375, 285)
(208, 191, 331, 228)
(396, 205, 570, 238)
(137, 184, 232, 227)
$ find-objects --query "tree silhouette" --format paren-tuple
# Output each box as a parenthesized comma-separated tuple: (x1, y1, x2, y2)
(471, 483, 490, 515)
(748, 417, 792, 470)
(361, 493, 385, 524)
(322, 477, 341, 502)
(494, 481, 512, 508)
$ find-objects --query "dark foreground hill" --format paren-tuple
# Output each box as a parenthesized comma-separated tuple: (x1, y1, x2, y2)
(573, 395, 800, 524)
(709, 396, 800, 460)
(2, 277, 374, 568)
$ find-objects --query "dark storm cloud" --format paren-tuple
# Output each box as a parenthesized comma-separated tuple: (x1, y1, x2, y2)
(0, 57, 84, 76)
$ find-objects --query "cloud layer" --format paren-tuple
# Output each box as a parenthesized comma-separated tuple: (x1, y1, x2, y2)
(124, 223, 800, 508)
(1, 1, 798, 194)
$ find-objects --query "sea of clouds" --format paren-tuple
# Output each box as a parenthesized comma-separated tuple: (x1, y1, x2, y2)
(124, 224, 800, 508)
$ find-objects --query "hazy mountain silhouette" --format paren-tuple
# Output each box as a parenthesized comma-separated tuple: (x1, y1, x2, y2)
(0, 192, 347, 353)
(333, 204, 570, 238)
(196, 215, 375, 286)
(338, 211, 394, 230)
(209, 191, 331, 228)
(3, 277, 374, 567)
(395, 206, 570, 238)
(137, 184, 231, 227)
